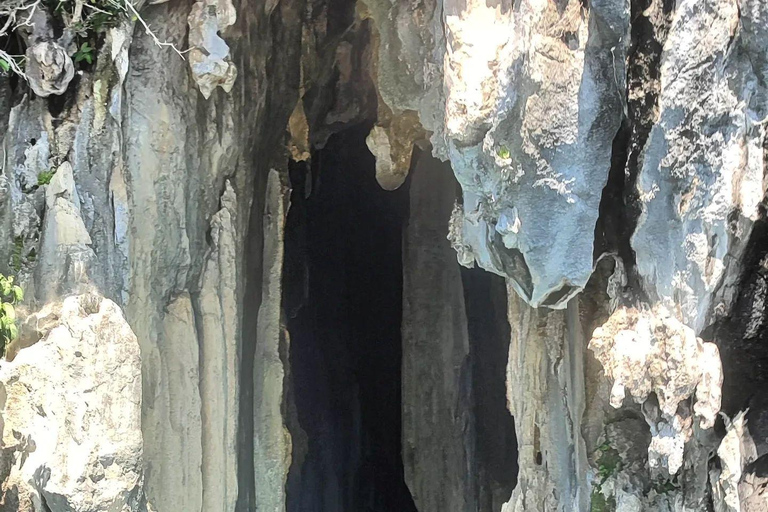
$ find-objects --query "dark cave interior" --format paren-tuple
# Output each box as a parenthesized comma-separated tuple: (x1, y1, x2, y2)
(462, 266, 519, 506)
(282, 124, 418, 512)
(281, 123, 519, 511)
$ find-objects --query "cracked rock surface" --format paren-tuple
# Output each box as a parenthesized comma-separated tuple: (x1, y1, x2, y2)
(0, 0, 765, 510)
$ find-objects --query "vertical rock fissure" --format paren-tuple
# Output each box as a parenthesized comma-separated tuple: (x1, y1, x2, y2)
(703, 207, 768, 416)
(282, 124, 417, 512)
(594, 0, 673, 303)
(236, 165, 268, 512)
(461, 266, 519, 511)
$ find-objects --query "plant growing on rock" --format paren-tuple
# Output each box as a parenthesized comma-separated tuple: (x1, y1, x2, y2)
(496, 145, 511, 159)
(0, 273, 23, 355)
(0, 0, 185, 95)
(37, 168, 55, 185)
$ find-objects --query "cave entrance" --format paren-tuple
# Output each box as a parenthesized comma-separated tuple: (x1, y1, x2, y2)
(283, 124, 418, 512)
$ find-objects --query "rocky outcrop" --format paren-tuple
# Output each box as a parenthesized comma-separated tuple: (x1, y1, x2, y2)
(402, 152, 473, 510)
(631, 0, 768, 332)
(504, 289, 588, 512)
(589, 306, 722, 474)
(0, 294, 143, 511)
(252, 169, 291, 512)
(0, 0, 766, 510)
(25, 42, 74, 97)
(187, 0, 238, 98)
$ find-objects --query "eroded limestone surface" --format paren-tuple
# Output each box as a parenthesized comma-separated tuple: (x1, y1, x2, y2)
(0, 0, 765, 510)
(590, 306, 722, 474)
(0, 295, 143, 511)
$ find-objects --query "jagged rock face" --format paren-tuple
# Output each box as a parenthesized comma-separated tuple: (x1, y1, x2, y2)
(589, 305, 722, 474)
(632, 0, 768, 332)
(0, 294, 143, 511)
(365, 0, 630, 308)
(0, 0, 304, 509)
(25, 42, 75, 97)
(0, 0, 766, 511)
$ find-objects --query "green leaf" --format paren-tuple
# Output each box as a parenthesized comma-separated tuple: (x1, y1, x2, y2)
(7, 323, 18, 342)
(12, 285, 23, 303)
(2, 303, 15, 321)
(2, 280, 11, 297)
(74, 42, 95, 65)
(0, 59, 10, 72)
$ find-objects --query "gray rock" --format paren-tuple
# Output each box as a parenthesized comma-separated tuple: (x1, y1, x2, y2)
(402, 152, 473, 511)
(187, 0, 238, 99)
(25, 42, 74, 97)
(631, 0, 768, 332)
(0, 294, 143, 511)
(253, 170, 291, 512)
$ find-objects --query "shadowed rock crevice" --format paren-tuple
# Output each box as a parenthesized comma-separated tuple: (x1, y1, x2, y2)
(703, 206, 768, 416)
(282, 124, 417, 512)
(594, 0, 673, 305)
(462, 266, 519, 510)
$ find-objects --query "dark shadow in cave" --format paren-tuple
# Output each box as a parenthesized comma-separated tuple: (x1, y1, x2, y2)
(462, 266, 519, 507)
(282, 124, 418, 512)
(702, 206, 768, 421)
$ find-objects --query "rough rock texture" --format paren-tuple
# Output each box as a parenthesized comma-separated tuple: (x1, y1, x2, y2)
(402, 152, 473, 511)
(366, 0, 630, 308)
(25, 42, 75, 97)
(0, 0, 303, 507)
(402, 151, 519, 512)
(0, 0, 766, 510)
(503, 288, 588, 512)
(0, 294, 143, 511)
(589, 305, 722, 474)
(631, 0, 768, 332)
(187, 0, 238, 98)
(252, 169, 290, 512)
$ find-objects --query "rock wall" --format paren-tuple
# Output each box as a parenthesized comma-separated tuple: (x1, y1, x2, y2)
(0, 0, 766, 511)
(0, 294, 143, 511)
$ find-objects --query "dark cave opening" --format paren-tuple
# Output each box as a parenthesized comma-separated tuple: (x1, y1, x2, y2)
(462, 267, 519, 507)
(282, 124, 418, 512)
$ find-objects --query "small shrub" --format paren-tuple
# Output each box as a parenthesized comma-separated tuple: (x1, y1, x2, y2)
(590, 489, 616, 512)
(596, 441, 622, 484)
(0, 0, 184, 81)
(11, 237, 23, 272)
(73, 42, 95, 65)
(37, 169, 55, 186)
(0, 274, 23, 355)
(497, 145, 511, 160)
(588, 439, 622, 511)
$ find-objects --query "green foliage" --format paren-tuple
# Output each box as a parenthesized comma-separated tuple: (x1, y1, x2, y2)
(589, 439, 623, 511)
(11, 237, 23, 272)
(590, 489, 616, 512)
(497, 145, 511, 160)
(0, 55, 25, 76)
(37, 169, 56, 186)
(596, 441, 622, 484)
(2, 0, 181, 82)
(57, 0, 131, 68)
(0, 274, 23, 355)
(74, 42, 94, 65)
(37, 0, 129, 71)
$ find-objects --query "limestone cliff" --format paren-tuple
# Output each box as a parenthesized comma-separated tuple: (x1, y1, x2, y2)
(0, 0, 764, 511)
